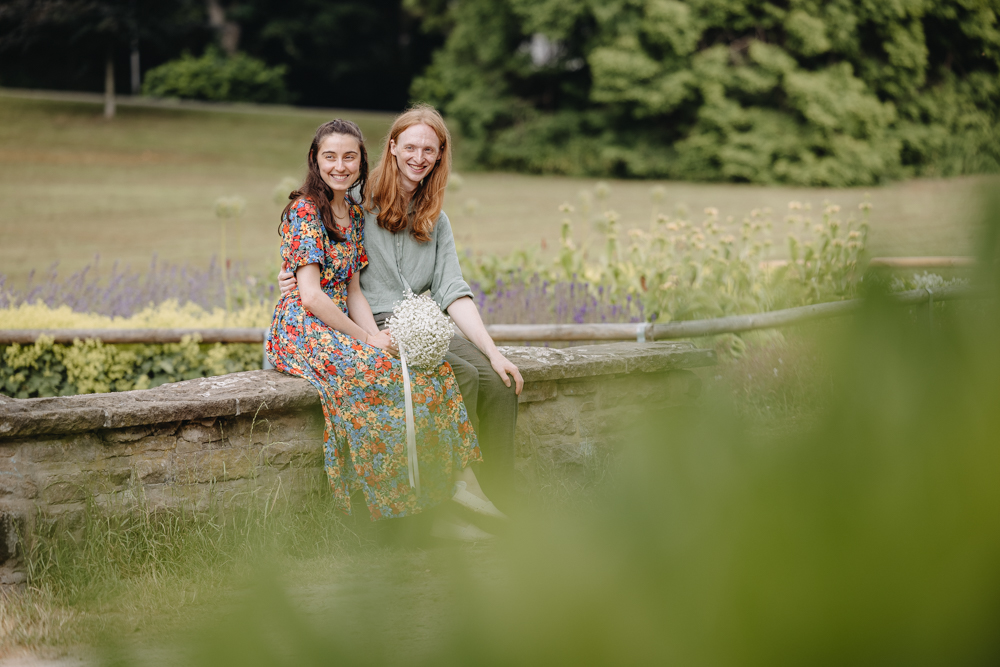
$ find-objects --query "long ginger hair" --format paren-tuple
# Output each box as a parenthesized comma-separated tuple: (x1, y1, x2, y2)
(365, 104, 451, 243)
(283, 119, 369, 243)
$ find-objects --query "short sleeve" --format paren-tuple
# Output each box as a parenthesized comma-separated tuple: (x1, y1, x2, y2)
(351, 203, 369, 274)
(430, 212, 474, 311)
(281, 199, 326, 272)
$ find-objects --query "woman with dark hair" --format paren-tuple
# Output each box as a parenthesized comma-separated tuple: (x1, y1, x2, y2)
(280, 106, 522, 511)
(266, 119, 494, 535)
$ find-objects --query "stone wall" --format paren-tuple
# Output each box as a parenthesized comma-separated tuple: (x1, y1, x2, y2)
(0, 341, 715, 588)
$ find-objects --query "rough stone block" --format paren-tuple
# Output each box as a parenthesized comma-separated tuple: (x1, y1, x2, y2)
(101, 426, 153, 443)
(173, 448, 254, 485)
(151, 421, 182, 437)
(0, 471, 38, 499)
(514, 427, 537, 458)
(533, 433, 588, 468)
(133, 454, 173, 485)
(136, 433, 180, 452)
(178, 422, 225, 445)
(524, 401, 577, 436)
(262, 440, 322, 469)
(21, 434, 102, 463)
(518, 381, 557, 404)
(37, 474, 94, 504)
(0, 511, 22, 563)
(558, 379, 597, 396)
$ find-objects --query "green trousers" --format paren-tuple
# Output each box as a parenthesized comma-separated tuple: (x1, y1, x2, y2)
(374, 313, 519, 503)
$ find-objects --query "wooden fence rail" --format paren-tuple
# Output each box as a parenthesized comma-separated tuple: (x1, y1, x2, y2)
(0, 285, 976, 346)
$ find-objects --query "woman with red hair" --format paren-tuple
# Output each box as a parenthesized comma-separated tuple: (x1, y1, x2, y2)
(280, 105, 521, 514)
(269, 118, 501, 540)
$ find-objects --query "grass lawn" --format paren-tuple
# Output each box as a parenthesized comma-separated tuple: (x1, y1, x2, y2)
(1, 93, 995, 288)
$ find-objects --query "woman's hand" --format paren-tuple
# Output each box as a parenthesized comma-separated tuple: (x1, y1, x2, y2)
(366, 330, 398, 356)
(278, 269, 298, 295)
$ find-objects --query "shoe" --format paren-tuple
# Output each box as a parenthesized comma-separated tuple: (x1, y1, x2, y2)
(431, 515, 496, 543)
(451, 481, 508, 520)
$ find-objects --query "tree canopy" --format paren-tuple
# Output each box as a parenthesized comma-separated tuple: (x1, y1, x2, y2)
(0, 0, 442, 111)
(411, 0, 1000, 185)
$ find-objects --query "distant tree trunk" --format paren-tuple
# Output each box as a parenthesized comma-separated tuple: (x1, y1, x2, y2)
(206, 0, 240, 56)
(104, 49, 116, 119)
(130, 38, 140, 94)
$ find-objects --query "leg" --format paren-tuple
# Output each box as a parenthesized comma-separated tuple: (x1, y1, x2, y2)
(446, 336, 519, 504)
(445, 343, 480, 433)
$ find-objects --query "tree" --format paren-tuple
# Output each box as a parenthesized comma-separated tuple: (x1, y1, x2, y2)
(231, 0, 444, 110)
(0, 0, 210, 110)
(411, 0, 1000, 185)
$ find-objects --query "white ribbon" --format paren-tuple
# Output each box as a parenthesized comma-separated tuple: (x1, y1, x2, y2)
(398, 341, 420, 496)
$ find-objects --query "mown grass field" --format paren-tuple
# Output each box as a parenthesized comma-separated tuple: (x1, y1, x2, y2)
(1, 92, 995, 288)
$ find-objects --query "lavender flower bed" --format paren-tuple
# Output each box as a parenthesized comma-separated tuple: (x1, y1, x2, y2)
(0, 255, 276, 317)
(471, 273, 646, 325)
(1, 257, 643, 325)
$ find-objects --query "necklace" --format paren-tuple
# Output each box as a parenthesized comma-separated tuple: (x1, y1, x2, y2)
(331, 205, 351, 231)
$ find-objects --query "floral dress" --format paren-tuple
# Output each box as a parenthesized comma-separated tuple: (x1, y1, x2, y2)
(266, 198, 480, 520)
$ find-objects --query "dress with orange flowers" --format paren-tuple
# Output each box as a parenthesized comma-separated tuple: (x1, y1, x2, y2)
(266, 197, 480, 520)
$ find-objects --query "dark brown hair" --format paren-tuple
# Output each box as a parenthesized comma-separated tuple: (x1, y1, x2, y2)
(283, 119, 369, 242)
(365, 104, 451, 243)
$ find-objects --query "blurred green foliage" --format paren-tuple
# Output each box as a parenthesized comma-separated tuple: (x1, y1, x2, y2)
(142, 48, 289, 104)
(412, 0, 1000, 185)
(74, 191, 1000, 666)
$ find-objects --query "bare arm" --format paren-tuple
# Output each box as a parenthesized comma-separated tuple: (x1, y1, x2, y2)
(447, 296, 523, 395)
(297, 264, 393, 352)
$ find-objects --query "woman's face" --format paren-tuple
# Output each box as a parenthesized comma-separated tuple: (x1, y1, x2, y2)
(315, 133, 361, 194)
(389, 123, 442, 187)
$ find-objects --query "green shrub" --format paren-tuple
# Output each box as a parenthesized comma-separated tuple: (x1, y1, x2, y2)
(1, 335, 262, 398)
(412, 0, 1000, 185)
(143, 48, 290, 104)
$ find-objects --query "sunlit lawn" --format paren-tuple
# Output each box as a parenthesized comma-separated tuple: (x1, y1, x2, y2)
(1, 93, 994, 288)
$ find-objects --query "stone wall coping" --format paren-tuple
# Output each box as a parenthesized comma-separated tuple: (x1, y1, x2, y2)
(0, 341, 714, 440)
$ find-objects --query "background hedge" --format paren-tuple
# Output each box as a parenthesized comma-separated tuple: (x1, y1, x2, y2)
(410, 0, 1000, 185)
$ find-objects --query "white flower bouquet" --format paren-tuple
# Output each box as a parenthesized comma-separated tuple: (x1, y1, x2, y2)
(385, 291, 455, 496)
(386, 291, 454, 369)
